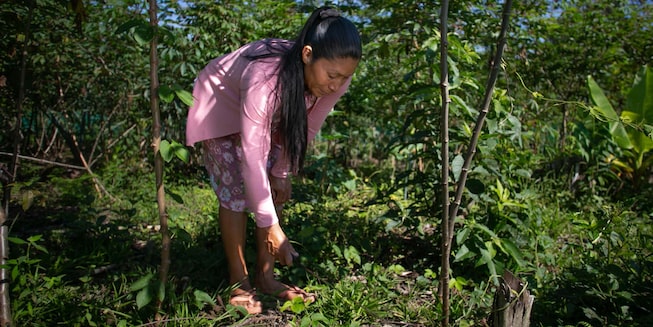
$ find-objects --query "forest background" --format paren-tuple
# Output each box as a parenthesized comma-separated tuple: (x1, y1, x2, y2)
(1, 0, 652, 326)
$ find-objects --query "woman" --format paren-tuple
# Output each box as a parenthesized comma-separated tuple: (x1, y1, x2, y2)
(186, 7, 361, 314)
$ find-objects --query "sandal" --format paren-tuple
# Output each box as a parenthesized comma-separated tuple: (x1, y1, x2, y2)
(229, 289, 263, 315)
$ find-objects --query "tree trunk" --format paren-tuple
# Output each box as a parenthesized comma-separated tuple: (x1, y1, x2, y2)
(440, 1, 513, 326)
(490, 270, 534, 327)
(148, 0, 170, 321)
(0, 225, 10, 327)
(438, 0, 452, 326)
(0, 2, 34, 325)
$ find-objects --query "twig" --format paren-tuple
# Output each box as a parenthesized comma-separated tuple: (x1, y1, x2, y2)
(0, 152, 85, 170)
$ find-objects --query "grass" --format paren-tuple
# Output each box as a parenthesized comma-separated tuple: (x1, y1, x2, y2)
(4, 161, 653, 326)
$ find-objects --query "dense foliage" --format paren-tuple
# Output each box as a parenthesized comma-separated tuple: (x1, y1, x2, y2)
(1, 0, 652, 326)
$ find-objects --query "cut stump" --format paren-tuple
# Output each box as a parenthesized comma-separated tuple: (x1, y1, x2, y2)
(490, 270, 534, 327)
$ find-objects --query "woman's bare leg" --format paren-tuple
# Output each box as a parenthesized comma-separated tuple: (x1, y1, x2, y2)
(219, 205, 262, 313)
(219, 205, 250, 288)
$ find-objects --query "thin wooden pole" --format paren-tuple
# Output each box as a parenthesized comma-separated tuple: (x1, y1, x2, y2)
(0, 2, 34, 325)
(440, 1, 514, 326)
(148, 0, 170, 321)
(438, 0, 451, 326)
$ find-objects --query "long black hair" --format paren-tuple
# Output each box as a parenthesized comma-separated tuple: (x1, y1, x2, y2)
(276, 6, 362, 173)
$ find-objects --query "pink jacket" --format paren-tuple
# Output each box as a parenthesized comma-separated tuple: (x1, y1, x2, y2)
(186, 39, 351, 227)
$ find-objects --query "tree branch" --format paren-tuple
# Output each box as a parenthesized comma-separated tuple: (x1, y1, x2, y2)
(448, 0, 514, 243)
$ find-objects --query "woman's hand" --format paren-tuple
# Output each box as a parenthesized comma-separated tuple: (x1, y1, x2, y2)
(269, 175, 291, 205)
(259, 223, 298, 266)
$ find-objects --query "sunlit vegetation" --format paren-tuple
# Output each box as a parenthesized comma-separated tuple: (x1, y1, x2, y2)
(1, 0, 651, 326)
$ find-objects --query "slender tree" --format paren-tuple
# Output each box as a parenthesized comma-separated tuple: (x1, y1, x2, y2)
(0, 2, 34, 325)
(147, 0, 171, 320)
(438, 0, 452, 325)
(439, 1, 514, 325)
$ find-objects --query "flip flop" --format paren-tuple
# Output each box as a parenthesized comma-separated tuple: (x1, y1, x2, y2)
(229, 289, 263, 315)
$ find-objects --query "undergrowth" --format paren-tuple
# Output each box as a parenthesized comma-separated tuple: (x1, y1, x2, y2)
(3, 159, 653, 326)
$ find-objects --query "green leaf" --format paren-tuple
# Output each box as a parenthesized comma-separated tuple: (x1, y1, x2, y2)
(451, 154, 464, 182)
(388, 264, 406, 274)
(456, 227, 471, 244)
(158, 85, 174, 103)
(8, 237, 27, 245)
(478, 248, 498, 284)
(515, 169, 531, 178)
(499, 239, 526, 267)
(171, 140, 190, 163)
(588, 76, 632, 149)
(449, 276, 469, 291)
(626, 128, 653, 157)
(290, 296, 306, 313)
(136, 287, 153, 309)
(280, 300, 293, 312)
(454, 244, 475, 262)
(451, 94, 478, 117)
(473, 222, 497, 238)
(167, 189, 184, 204)
(130, 274, 153, 292)
(194, 290, 216, 306)
(344, 246, 361, 266)
(115, 19, 144, 35)
(157, 281, 165, 302)
(310, 312, 329, 323)
(625, 65, 653, 125)
(174, 89, 194, 107)
(331, 244, 342, 258)
(133, 24, 154, 45)
(31, 243, 48, 254)
(158, 26, 175, 43)
(22, 190, 34, 211)
(159, 140, 173, 162)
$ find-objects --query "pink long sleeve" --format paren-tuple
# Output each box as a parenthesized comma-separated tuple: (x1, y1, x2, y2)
(238, 61, 279, 227)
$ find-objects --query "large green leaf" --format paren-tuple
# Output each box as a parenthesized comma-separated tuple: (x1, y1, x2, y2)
(624, 65, 653, 126)
(588, 76, 632, 149)
(626, 129, 653, 167)
(623, 66, 653, 166)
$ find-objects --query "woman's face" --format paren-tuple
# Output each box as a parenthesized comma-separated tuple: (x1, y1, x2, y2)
(302, 45, 359, 98)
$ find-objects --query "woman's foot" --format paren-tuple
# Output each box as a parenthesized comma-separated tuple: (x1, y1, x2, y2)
(256, 279, 316, 303)
(229, 288, 263, 315)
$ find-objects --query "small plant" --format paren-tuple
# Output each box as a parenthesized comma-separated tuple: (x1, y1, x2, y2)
(5, 235, 50, 323)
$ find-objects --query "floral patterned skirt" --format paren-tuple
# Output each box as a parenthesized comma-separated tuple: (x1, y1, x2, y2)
(202, 134, 278, 212)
